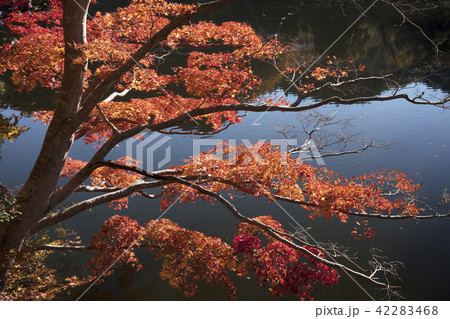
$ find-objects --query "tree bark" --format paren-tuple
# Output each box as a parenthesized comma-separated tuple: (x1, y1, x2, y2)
(0, 0, 91, 292)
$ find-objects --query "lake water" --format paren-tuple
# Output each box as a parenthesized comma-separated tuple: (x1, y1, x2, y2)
(0, 0, 449, 300)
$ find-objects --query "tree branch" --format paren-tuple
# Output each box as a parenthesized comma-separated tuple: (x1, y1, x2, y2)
(49, 92, 449, 219)
(158, 175, 400, 289)
(67, 0, 238, 135)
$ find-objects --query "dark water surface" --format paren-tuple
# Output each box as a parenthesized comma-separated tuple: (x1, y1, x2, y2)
(0, 0, 449, 300)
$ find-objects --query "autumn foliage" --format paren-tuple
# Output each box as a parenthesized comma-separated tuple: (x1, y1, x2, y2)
(85, 215, 338, 300)
(0, 0, 432, 301)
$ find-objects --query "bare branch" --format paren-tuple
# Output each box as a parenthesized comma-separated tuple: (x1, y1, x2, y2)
(381, 0, 442, 59)
(33, 244, 90, 251)
(102, 88, 132, 103)
(35, 180, 166, 233)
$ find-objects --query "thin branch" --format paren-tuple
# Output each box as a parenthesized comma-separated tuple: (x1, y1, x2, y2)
(165, 176, 399, 289)
(291, 143, 386, 159)
(291, 75, 393, 105)
(274, 195, 450, 220)
(157, 121, 234, 136)
(95, 104, 120, 134)
(33, 244, 90, 251)
(382, 0, 442, 59)
(34, 180, 165, 233)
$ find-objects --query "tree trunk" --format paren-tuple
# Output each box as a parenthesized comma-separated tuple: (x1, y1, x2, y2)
(0, 0, 91, 292)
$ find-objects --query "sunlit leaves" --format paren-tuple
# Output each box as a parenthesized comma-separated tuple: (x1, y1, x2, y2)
(61, 157, 141, 209)
(234, 216, 339, 300)
(162, 142, 422, 229)
(0, 231, 83, 301)
(232, 234, 339, 300)
(145, 219, 236, 298)
(167, 21, 283, 59)
(87, 215, 144, 277)
(0, 0, 63, 91)
(0, 31, 64, 92)
(0, 113, 29, 143)
(87, 215, 339, 299)
(177, 52, 260, 99)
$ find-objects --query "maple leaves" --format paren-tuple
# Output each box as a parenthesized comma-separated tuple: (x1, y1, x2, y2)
(0, 0, 441, 302)
(167, 21, 283, 58)
(55, 142, 423, 299)
(86, 215, 338, 299)
(145, 218, 236, 298)
(0, 0, 63, 91)
(230, 215, 338, 299)
(309, 57, 365, 82)
(1, 0, 283, 140)
(62, 156, 141, 209)
(160, 142, 422, 228)
(86, 216, 237, 298)
(177, 52, 260, 99)
(87, 215, 144, 277)
(232, 235, 339, 300)
(280, 56, 367, 95)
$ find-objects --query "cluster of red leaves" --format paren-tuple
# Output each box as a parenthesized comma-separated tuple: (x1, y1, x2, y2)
(167, 21, 283, 58)
(0, 0, 32, 10)
(0, 0, 62, 34)
(87, 215, 144, 278)
(232, 235, 339, 300)
(258, 91, 291, 106)
(0, 0, 63, 91)
(86, 0, 196, 62)
(353, 169, 423, 215)
(308, 56, 365, 81)
(162, 143, 423, 232)
(177, 52, 260, 99)
(234, 216, 339, 300)
(160, 142, 309, 209)
(61, 156, 141, 209)
(145, 219, 237, 298)
(280, 57, 366, 94)
(87, 215, 338, 299)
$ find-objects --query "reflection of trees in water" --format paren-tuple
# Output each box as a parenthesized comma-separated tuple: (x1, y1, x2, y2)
(246, 1, 449, 95)
(0, 81, 29, 159)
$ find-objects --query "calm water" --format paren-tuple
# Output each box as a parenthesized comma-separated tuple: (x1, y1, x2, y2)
(0, 0, 449, 300)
